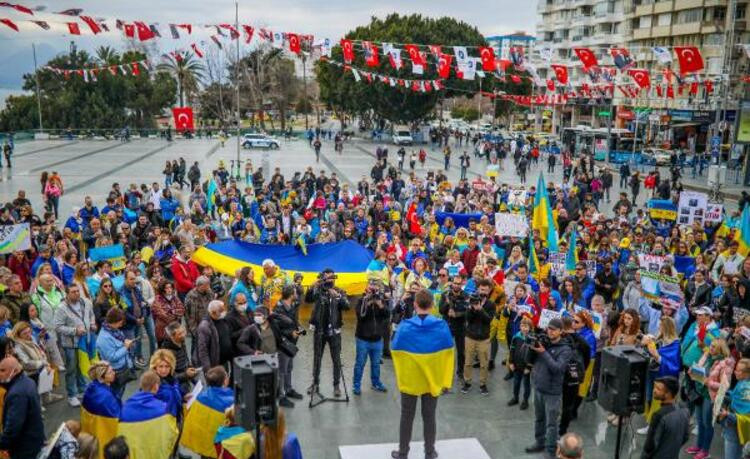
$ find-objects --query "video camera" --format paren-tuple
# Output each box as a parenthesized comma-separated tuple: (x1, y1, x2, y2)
(524, 332, 552, 365)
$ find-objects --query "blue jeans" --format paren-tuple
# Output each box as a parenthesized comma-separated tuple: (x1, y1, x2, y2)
(353, 338, 383, 391)
(534, 390, 562, 456)
(696, 398, 714, 451)
(63, 347, 88, 398)
(723, 416, 742, 459)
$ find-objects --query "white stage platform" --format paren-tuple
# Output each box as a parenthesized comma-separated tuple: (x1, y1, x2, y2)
(339, 438, 491, 459)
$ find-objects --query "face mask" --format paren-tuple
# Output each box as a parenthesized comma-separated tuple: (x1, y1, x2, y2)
(236, 303, 247, 312)
(254, 316, 265, 325)
(165, 294, 174, 301)
(218, 312, 227, 320)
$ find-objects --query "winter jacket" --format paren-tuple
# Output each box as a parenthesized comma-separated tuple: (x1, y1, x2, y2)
(53, 298, 96, 349)
(195, 317, 220, 372)
(171, 255, 199, 295)
(531, 337, 573, 396)
(96, 325, 131, 371)
(152, 294, 185, 342)
(355, 294, 390, 341)
(465, 299, 494, 341)
(0, 372, 45, 459)
(184, 287, 214, 333)
(509, 332, 532, 370)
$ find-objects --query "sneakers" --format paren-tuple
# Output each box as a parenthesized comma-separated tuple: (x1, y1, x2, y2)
(44, 393, 65, 404)
(507, 398, 519, 406)
(353, 388, 361, 396)
(333, 385, 342, 397)
(372, 384, 387, 393)
(524, 444, 545, 454)
(278, 397, 295, 408)
(286, 389, 304, 400)
(694, 450, 711, 459)
(503, 372, 514, 381)
(685, 446, 701, 455)
(390, 451, 406, 459)
(461, 382, 471, 394)
(636, 426, 649, 435)
(520, 400, 529, 410)
(67, 397, 81, 407)
(479, 385, 489, 396)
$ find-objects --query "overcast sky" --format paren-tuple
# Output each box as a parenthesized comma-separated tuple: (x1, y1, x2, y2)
(0, 0, 537, 98)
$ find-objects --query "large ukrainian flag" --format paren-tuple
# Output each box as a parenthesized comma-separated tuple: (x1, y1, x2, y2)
(391, 315, 455, 397)
(118, 392, 179, 459)
(566, 229, 579, 274)
(192, 240, 373, 295)
(735, 206, 750, 256)
(532, 173, 559, 251)
(180, 386, 235, 458)
(81, 381, 121, 459)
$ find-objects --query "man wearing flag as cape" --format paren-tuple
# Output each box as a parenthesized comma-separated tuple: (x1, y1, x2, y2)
(391, 289, 454, 459)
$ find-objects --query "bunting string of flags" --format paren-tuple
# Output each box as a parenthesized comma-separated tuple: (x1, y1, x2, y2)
(43, 59, 149, 81)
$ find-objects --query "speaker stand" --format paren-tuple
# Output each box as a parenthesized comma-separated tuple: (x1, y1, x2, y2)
(614, 414, 624, 459)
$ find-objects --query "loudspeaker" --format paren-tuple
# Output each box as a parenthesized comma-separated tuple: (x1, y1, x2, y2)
(233, 354, 279, 430)
(597, 345, 650, 416)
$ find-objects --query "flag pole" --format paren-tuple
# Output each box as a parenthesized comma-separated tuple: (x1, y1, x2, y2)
(235, 0, 241, 180)
(32, 43, 44, 133)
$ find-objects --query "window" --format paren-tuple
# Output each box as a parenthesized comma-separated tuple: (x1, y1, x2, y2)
(737, 4, 746, 19)
(657, 13, 671, 26)
(675, 8, 702, 24)
(639, 15, 652, 28)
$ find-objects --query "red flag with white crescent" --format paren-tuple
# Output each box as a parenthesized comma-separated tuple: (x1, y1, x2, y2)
(172, 107, 194, 132)
(363, 41, 379, 67)
(340, 39, 354, 63)
(437, 53, 452, 79)
(288, 33, 301, 54)
(478, 46, 495, 71)
(628, 68, 651, 88)
(550, 65, 568, 85)
(674, 46, 704, 75)
(573, 47, 598, 70)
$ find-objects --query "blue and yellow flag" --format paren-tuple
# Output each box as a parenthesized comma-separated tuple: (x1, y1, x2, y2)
(207, 178, 219, 213)
(391, 315, 455, 397)
(528, 235, 540, 281)
(566, 229, 579, 275)
(81, 381, 121, 459)
(647, 199, 677, 221)
(181, 387, 235, 458)
(532, 173, 559, 252)
(88, 244, 127, 271)
(214, 425, 256, 459)
(192, 240, 372, 295)
(77, 333, 98, 379)
(118, 392, 179, 459)
(734, 206, 750, 256)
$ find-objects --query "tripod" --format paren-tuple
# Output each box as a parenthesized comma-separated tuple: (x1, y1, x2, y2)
(308, 334, 350, 408)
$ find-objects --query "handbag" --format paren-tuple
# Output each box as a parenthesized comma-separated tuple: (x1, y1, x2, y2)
(277, 334, 298, 358)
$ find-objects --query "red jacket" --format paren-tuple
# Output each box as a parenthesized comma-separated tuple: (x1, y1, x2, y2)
(462, 246, 480, 275)
(171, 255, 200, 294)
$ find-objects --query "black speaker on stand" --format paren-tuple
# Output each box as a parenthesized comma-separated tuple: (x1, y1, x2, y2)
(234, 354, 279, 459)
(597, 345, 650, 459)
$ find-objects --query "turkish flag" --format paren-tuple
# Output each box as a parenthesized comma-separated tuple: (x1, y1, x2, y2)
(135, 21, 155, 41)
(573, 47, 598, 70)
(191, 43, 204, 58)
(131, 62, 140, 76)
(123, 23, 135, 38)
(67, 22, 81, 35)
(437, 53, 452, 79)
(546, 79, 555, 91)
(705, 80, 713, 94)
(689, 82, 699, 95)
(628, 68, 651, 88)
(0, 18, 18, 31)
(242, 25, 254, 43)
(428, 45, 442, 57)
(551, 65, 568, 85)
(666, 85, 674, 99)
(674, 46, 704, 74)
(404, 44, 426, 66)
(363, 41, 379, 67)
(172, 107, 194, 132)
(510, 74, 522, 84)
(288, 33, 301, 54)
(80, 16, 101, 34)
(478, 46, 495, 71)
(340, 39, 354, 63)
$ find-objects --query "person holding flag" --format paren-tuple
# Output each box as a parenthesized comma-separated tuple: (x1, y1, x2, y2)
(532, 173, 559, 253)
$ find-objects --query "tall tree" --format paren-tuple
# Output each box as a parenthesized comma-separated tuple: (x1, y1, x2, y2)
(157, 52, 205, 107)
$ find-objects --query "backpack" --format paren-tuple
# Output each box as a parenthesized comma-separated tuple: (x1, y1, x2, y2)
(564, 341, 585, 387)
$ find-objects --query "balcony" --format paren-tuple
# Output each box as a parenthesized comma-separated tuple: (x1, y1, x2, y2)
(634, 3, 654, 15)
(704, 0, 727, 6)
(570, 14, 595, 26)
(651, 25, 672, 36)
(671, 21, 702, 34)
(653, 0, 674, 13)
(632, 27, 652, 39)
(673, 0, 702, 9)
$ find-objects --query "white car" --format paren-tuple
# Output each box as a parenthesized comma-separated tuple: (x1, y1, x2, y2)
(242, 133, 280, 149)
(642, 148, 672, 166)
(392, 130, 414, 146)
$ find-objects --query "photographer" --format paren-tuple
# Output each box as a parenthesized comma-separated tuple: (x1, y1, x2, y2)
(276, 285, 305, 402)
(559, 315, 591, 436)
(525, 318, 573, 458)
(306, 268, 350, 397)
(353, 279, 390, 395)
(393, 281, 422, 325)
(439, 276, 468, 380)
(461, 279, 495, 396)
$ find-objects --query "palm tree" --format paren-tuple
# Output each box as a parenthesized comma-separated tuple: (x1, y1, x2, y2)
(157, 52, 205, 107)
(95, 45, 119, 65)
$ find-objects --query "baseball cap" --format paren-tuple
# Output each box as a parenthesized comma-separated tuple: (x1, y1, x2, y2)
(547, 318, 563, 330)
(695, 306, 713, 316)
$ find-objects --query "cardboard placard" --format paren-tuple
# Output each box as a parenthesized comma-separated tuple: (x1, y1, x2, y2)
(539, 309, 562, 329)
(677, 191, 708, 226)
(494, 212, 529, 237)
(705, 203, 723, 223)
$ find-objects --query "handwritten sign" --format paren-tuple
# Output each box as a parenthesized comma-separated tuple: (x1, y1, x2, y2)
(0, 223, 31, 254)
(515, 304, 533, 317)
(495, 212, 529, 237)
(638, 254, 666, 273)
(549, 252, 567, 279)
(705, 203, 723, 223)
(539, 309, 562, 329)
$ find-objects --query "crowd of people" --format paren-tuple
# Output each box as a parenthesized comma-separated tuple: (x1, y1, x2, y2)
(0, 128, 750, 459)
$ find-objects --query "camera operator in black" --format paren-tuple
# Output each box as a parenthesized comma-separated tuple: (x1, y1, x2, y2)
(352, 279, 390, 395)
(275, 285, 304, 403)
(306, 268, 350, 397)
(461, 279, 495, 395)
(558, 316, 591, 436)
(525, 318, 573, 458)
(439, 275, 469, 380)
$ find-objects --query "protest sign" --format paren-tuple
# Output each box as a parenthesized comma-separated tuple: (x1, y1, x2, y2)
(0, 223, 31, 254)
(539, 309, 562, 329)
(638, 254, 666, 273)
(713, 378, 731, 424)
(640, 270, 683, 303)
(495, 212, 529, 237)
(585, 260, 597, 279)
(503, 279, 519, 297)
(515, 304, 533, 317)
(549, 252, 567, 279)
(705, 203, 723, 223)
(486, 164, 499, 178)
(677, 191, 708, 226)
(507, 190, 527, 208)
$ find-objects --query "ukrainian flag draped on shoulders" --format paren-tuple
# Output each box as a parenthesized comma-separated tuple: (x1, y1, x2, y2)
(734, 206, 750, 256)
(118, 391, 178, 459)
(532, 173, 559, 252)
(391, 315, 455, 397)
(214, 425, 256, 459)
(181, 386, 235, 458)
(81, 381, 121, 459)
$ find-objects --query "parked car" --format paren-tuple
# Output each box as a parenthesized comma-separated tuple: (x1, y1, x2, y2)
(242, 133, 280, 149)
(392, 130, 414, 146)
(641, 148, 672, 166)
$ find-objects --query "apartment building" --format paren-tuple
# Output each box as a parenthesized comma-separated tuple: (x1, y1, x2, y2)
(486, 32, 537, 61)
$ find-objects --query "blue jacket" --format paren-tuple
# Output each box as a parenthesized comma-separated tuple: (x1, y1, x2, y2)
(681, 321, 720, 367)
(79, 206, 100, 225)
(96, 326, 132, 371)
(160, 197, 179, 222)
(0, 372, 45, 458)
(578, 327, 597, 359)
(576, 275, 595, 308)
(639, 298, 689, 336)
(64, 216, 84, 234)
(155, 376, 183, 422)
(31, 255, 61, 279)
(61, 263, 76, 287)
(119, 284, 148, 326)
